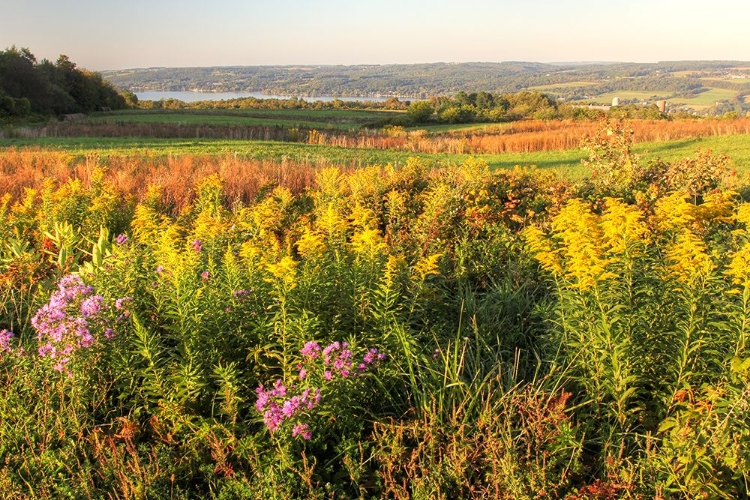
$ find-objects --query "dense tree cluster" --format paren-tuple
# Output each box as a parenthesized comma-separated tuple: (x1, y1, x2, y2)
(104, 61, 750, 101)
(0, 47, 129, 121)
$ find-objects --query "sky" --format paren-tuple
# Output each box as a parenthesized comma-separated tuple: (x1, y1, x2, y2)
(3, 0, 749, 70)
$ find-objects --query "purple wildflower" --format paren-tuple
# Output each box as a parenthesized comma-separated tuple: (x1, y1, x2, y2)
(299, 368, 307, 379)
(233, 289, 252, 300)
(201, 270, 210, 280)
(292, 424, 312, 440)
(192, 239, 203, 252)
(0, 329, 14, 352)
(80, 295, 105, 318)
(115, 297, 132, 310)
(263, 403, 283, 432)
(155, 265, 164, 274)
(300, 341, 321, 359)
(115, 234, 128, 245)
(282, 396, 302, 418)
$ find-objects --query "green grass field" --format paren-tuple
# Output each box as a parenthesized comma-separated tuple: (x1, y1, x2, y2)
(580, 91, 672, 104)
(527, 81, 598, 90)
(668, 87, 740, 108)
(4, 134, 750, 180)
(88, 108, 403, 130)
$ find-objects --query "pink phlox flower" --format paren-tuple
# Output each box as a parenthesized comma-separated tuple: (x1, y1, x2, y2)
(80, 295, 105, 318)
(271, 378, 287, 397)
(300, 341, 321, 358)
(263, 403, 283, 432)
(114, 297, 132, 310)
(0, 329, 14, 352)
(282, 396, 302, 418)
(192, 239, 203, 252)
(255, 385, 270, 412)
(323, 370, 333, 381)
(292, 423, 312, 440)
(323, 341, 341, 357)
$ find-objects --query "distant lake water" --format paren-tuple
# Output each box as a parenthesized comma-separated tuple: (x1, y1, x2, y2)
(135, 91, 401, 103)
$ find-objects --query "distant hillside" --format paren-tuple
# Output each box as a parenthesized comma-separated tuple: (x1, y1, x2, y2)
(102, 61, 750, 101)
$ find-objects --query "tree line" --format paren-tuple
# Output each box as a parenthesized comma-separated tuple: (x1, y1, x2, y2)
(0, 47, 132, 122)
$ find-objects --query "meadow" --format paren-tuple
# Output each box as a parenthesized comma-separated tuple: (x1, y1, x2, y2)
(86, 109, 402, 131)
(1, 117, 750, 498)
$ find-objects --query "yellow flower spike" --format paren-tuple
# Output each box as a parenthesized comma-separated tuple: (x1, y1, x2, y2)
(665, 229, 715, 285)
(414, 253, 443, 281)
(351, 228, 386, 258)
(296, 227, 327, 259)
(348, 203, 379, 231)
(315, 167, 345, 202)
(192, 209, 232, 242)
(265, 256, 298, 288)
(692, 191, 736, 228)
(239, 241, 262, 264)
(552, 199, 615, 290)
(653, 192, 696, 232)
(726, 242, 750, 289)
(316, 203, 348, 239)
(600, 198, 649, 256)
(523, 226, 564, 276)
(735, 203, 750, 227)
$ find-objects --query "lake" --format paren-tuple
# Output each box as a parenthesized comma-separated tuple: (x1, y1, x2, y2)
(135, 91, 401, 103)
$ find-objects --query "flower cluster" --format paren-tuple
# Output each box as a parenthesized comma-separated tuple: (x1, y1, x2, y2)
(255, 379, 321, 437)
(30, 274, 128, 374)
(0, 329, 14, 353)
(255, 340, 386, 441)
(232, 289, 253, 300)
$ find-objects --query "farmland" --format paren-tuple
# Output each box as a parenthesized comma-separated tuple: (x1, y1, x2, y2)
(2, 69, 750, 497)
(0, 107, 750, 498)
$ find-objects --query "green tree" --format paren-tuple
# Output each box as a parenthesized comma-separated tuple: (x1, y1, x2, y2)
(407, 100, 434, 123)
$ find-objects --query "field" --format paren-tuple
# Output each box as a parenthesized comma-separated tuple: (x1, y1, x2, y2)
(581, 90, 672, 103)
(87, 108, 403, 130)
(3, 125, 750, 176)
(526, 81, 598, 93)
(668, 87, 739, 108)
(1, 113, 750, 498)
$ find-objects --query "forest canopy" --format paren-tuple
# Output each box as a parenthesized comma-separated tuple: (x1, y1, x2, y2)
(0, 46, 130, 121)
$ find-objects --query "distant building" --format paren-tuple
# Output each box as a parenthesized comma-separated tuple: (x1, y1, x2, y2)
(656, 100, 667, 112)
(612, 97, 620, 107)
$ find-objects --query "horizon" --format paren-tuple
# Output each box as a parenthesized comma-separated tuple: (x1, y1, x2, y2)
(5, 0, 749, 72)
(103, 59, 749, 73)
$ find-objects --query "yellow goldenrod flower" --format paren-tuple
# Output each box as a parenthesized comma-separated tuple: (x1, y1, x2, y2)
(296, 227, 327, 259)
(600, 198, 648, 256)
(523, 225, 563, 276)
(351, 228, 386, 258)
(265, 256, 298, 288)
(553, 199, 615, 290)
(665, 229, 714, 285)
(414, 253, 442, 281)
(735, 203, 750, 227)
(316, 203, 348, 239)
(654, 192, 696, 232)
(726, 242, 750, 289)
(692, 191, 736, 229)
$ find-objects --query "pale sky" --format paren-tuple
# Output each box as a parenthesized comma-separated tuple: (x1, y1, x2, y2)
(3, 0, 748, 70)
